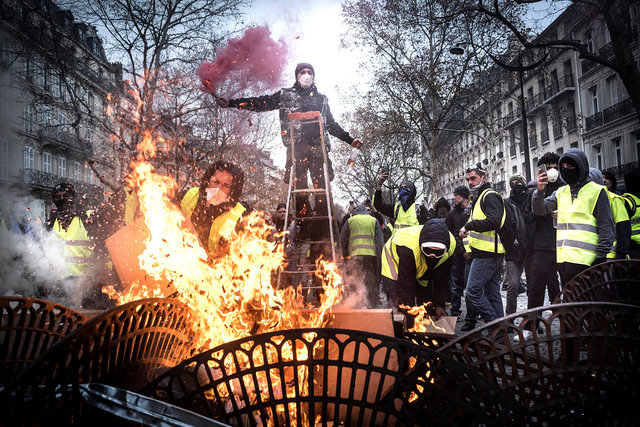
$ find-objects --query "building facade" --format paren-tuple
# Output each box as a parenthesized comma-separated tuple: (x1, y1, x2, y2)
(0, 0, 125, 223)
(438, 4, 639, 199)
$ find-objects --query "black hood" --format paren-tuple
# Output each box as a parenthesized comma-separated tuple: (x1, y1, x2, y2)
(434, 197, 451, 211)
(419, 219, 451, 251)
(559, 148, 589, 187)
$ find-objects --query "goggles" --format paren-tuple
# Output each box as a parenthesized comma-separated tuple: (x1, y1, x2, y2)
(420, 242, 446, 258)
(465, 164, 486, 174)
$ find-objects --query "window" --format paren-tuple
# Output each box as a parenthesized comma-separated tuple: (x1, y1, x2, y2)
(58, 156, 66, 177)
(570, 141, 579, 149)
(23, 103, 33, 133)
(50, 72, 60, 98)
(541, 116, 549, 143)
(636, 132, 640, 161)
(567, 102, 577, 131)
(23, 57, 33, 82)
(512, 165, 518, 174)
(586, 30, 595, 53)
(24, 146, 34, 169)
(613, 137, 622, 166)
(607, 76, 619, 106)
(43, 152, 51, 173)
(42, 105, 51, 126)
(594, 144, 603, 170)
(74, 161, 82, 181)
(590, 86, 599, 114)
(0, 139, 8, 180)
(556, 146, 564, 156)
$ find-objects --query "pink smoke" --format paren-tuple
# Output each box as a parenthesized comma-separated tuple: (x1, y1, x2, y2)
(198, 26, 288, 96)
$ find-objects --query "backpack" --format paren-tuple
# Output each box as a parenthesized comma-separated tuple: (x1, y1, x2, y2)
(498, 197, 527, 261)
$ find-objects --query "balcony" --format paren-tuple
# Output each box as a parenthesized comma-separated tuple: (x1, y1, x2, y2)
(505, 114, 521, 128)
(525, 93, 545, 112)
(494, 180, 507, 193)
(544, 75, 575, 103)
(604, 161, 640, 185)
(581, 59, 597, 75)
(584, 98, 635, 132)
(39, 126, 88, 152)
(21, 169, 59, 188)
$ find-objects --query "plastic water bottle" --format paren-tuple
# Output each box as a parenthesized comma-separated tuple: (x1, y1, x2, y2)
(347, 147, 360, 167)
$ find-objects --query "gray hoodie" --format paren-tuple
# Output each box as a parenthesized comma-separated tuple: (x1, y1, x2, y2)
(532, 148, 614, 260)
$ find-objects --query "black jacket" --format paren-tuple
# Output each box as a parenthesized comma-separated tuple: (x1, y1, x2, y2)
(445, 203, 469, 256)
(465, 182, 504, 258)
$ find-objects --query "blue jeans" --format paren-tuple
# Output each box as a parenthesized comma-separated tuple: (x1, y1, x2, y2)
(449, 253, 467, 316)
(465, 256, 504, 323)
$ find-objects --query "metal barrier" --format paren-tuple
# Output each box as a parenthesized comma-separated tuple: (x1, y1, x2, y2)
(439, 302, 640, 425)
(142, 328, 521, 426)
(0, 298, 196, 424)
(0, 296, 87, 386)
(554, 259, 640, 305)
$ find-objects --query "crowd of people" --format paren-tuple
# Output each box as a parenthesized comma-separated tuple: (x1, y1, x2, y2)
(333, 148, 640, 331)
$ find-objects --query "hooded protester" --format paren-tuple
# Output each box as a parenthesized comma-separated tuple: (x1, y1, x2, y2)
(381, 219, 456, 327)
(216, 63, 362, 226)
(180, 160, 249, 255)
(429, 197, 451, 220)
(374, 171, 421, 233)
(532, 148, 614, 285)
(445, 185, 471, 318)
(623, 167, 640, 259)
(591, 168, 631, 260)
(602, 170, 619, 194)
(340, 203, 384, 308)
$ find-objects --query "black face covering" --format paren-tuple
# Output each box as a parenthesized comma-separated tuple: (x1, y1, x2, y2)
(510, 184, 527, 202)
(561, 166, 580, 185)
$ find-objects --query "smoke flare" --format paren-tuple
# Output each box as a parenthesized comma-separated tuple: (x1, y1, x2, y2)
(198, 25, 288, 95)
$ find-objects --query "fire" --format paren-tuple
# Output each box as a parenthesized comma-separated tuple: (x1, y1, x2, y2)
(103, 131, 344, 354)
(401, 303, 448, 334)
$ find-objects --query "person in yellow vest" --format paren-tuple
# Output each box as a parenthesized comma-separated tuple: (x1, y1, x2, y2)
(181, 160, 249, 255)
(532, 148, 614, 285)
(589, 168, 630, 260)
(340, 203, 384, 308)
(46, 183, 94, 278)
(374, 170, 422, 232)
(458, 165, 506, 331)
(623, 167, 640, 259)
(381, 219, 455, 326)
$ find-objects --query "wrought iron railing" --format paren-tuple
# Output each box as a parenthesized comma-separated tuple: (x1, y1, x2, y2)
(544, 74, 574, 102)
(585, 98, 634, 132)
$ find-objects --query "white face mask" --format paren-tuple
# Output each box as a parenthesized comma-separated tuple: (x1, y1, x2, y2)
(546, 168, 559, 183)
(205, 187, 228, 206)
(298, 74, 313, 89)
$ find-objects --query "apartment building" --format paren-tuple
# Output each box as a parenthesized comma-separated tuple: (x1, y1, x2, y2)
(0, 0, 126, 222)
(438, 3, 639, 199)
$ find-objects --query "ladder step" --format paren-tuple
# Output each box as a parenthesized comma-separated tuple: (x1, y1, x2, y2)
(292, 188, 328, 194)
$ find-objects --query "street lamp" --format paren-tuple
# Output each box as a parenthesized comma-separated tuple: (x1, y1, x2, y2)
(450, 46, 547, 182)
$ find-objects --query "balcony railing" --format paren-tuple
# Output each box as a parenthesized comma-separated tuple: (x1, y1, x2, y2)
(604, 161, 640, 185)
(39, 126, 88, 152)
(525, 93, 545, 112)
(21, 168, 102, 196)
(544, 75, 575, 103)
(494, 180, 507, 193)
(585, 98, 635, 132)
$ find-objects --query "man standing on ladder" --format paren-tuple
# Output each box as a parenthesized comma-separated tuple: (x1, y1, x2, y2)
(216, 63, 363, 233)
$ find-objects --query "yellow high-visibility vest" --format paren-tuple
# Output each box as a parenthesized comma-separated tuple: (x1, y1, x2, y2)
(393, 202, 419, 231)
(606, 190, 630, 259)
(181, 187, 246, 252)
(347, 214, 377, 257)
(53, 214, 93, 276)
(381, 225, 456, 287)
(623, 193, 640, 245)
(556, 181, 605, 266)
(467, 189, 505, 254)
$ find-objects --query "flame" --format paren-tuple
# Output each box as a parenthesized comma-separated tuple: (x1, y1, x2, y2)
(103, 131, 343, 354)
(402, 303, 448, 334)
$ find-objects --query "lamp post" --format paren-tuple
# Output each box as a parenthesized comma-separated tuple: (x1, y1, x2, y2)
(450, 46, 547, 182)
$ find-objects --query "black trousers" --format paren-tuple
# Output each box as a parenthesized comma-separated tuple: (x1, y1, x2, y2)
(528, 249, 561, 309)
(285, 145, 334, 218)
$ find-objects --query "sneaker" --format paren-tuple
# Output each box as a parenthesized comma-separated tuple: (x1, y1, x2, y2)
(460, 322, 476, 332)
(513, 330, 533, 343)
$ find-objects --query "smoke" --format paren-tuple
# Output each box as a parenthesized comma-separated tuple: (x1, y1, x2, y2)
(198, 25, 288, 96)
(0, 193, 102, 309)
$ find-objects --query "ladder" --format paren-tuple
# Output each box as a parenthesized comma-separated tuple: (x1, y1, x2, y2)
(276, 111, 343, 300)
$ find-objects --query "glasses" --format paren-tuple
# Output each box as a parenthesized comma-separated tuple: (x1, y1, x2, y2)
(420, 245, 446, 258)
(465, 164, 486, 174)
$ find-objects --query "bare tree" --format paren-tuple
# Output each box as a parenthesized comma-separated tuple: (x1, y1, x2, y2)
(340, 0, 508, 201)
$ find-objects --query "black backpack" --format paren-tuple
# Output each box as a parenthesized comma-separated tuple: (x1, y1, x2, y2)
(498, 196, 527, 261)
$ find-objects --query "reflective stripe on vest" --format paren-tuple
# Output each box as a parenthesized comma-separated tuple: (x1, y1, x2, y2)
(181, 187, 246, 252)
(53, 215, 93, 276)
(556, 181, 603, 266)
(467, 189, 505, 254)
(393, 202, 419, 231)
(381, 225, 455, 286)
(607, 190, 630, 259)
(347, 214, 377, 256)
(623, 193, 640, 243)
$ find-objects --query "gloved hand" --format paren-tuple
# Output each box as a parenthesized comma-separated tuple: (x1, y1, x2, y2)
(592, 257, 607, 267)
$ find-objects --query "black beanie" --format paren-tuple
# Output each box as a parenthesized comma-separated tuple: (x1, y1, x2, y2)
(295, 63, 314, 77)
(453, 185, 470, 199)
